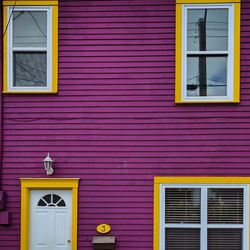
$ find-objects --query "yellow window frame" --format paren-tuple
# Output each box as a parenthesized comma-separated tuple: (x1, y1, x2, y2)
(154, 176, 250, 250)
(3, 0, 58, 94)
(175, 0, 241, 103)
(20, 178, 79, 250)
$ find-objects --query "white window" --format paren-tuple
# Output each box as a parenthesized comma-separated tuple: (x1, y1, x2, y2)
(175, 1, 240, 103)
(3, 1, 58, 93)
(160, 185, 248, 250)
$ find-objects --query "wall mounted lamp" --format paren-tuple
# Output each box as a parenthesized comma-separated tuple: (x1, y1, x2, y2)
(43, 153, 54, 175)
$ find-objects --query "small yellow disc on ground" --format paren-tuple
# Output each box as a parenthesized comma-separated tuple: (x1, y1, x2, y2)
(96, 224, 111, 234)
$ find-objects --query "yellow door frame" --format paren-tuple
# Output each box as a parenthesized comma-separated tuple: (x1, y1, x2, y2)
(20, 178, 79, 250)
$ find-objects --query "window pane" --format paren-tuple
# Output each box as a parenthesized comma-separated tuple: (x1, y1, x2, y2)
(57, 200, 66, 207)
(13, 11, 47, 47)
(14, 52, 47, 87)
(208, 229, 242, 250)
(208, 188, 243, 224)
(42, 194, 52, 204)
(187, 56, 227, 97)
(37, 199, 47, 207)
(165, 188, 200, 224)
(165, 228, 200, 250)
(52, 194, 61, 204)
(187, 9, 228, 51)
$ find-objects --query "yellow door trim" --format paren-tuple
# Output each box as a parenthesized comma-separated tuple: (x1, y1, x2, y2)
(20, 178, 79, 250)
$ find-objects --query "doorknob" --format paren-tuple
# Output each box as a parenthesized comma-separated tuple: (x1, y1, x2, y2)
(67, 240, 71, 243)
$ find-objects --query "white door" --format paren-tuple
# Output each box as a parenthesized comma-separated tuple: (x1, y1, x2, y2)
(29, 190, 72, 250)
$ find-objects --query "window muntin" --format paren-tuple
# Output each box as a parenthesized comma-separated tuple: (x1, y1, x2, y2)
(161, 185, 247, 250)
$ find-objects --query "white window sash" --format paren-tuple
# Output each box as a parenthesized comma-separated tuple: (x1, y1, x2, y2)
(181, 4, 234, 101)
(7, 6, 52, 91)
(160, 184, 248, 250)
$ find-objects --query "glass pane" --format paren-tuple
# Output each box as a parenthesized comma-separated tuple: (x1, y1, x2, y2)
(208, 229, 242, 250)
(13, 11, 47, 47)
(42, 194, 52, 204)
(52, 194, 61, 204)
(57, 200, 66, 207)
(14, 52, 47, 87)
(38, 199, 47, 206)
(187, 9, 228, 51)
(208, 188, 243, 224)
(165, 188, 200, 224)
(165, 228, 200, 250)
(187, 56, 227, 97)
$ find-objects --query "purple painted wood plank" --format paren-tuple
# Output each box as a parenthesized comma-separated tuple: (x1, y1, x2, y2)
(4, 140, 250, 148)
(59, 50, 174, 56)
(5, 105, 250, 113)
(59, 5, 173, 12)
(4, 146, 250, 154)
(59, 61, 170, 67)
(3, 156, 250, 164)
(58, 55, 172, 62)
(59, 44, 173, 51)
(59, 10, 172, 17)
(5, 116, 250, 124)
(4, 111, 250, 119)
(5, 122, 250, 130)
(59, 16, 173, 23)
(58, 67, 170, 74)
(5, 128, 250, 136)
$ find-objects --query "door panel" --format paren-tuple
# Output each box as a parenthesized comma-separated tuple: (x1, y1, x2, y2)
(55, 212, 67, 246)
(29, 190, 72, 250)
(34, 210, 49, 247)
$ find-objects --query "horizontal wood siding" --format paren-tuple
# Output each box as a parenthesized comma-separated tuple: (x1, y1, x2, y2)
(1, 0, 250, 249)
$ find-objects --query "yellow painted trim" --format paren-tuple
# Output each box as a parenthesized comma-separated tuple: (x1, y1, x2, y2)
(3, 1, 58, 6)
(154, 182, 160, 250)
(155, 176, 250, 184)
(2, 90, 58, 94)
(175, 4, 182, 103)
(3, 7, 8, 93)
(176, 0, 240, 3)
(51, 5, 58, 93)
(20, 178, 79, 250)
(233, 3, 241, 103)
(72, 186, 78, 249)
(175, 1, 241, 104)
(20, 185, 30, 250)
(154, 176, 250, 250)
(175, 99, 239, 104)
(3, 2, 58, 94)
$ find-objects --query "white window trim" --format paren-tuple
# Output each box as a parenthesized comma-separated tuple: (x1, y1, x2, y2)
(160, 184, 249, 250)
(181, 4, 235, 102)
(7, 6, 52, 91)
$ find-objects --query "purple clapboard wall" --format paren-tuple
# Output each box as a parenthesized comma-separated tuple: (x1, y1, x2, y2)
(0, 0, 250, 249)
